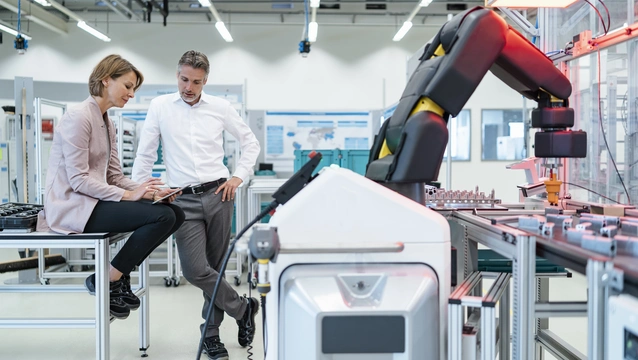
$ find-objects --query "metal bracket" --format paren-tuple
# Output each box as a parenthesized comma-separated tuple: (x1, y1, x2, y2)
(498, 7, 539, 37)
(519, 215, 546, 232)
(602, 267, 624, 291)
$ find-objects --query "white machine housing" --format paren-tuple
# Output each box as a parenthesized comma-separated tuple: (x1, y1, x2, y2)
(266, 166, 451, 360)
(608, 294, 638, 360)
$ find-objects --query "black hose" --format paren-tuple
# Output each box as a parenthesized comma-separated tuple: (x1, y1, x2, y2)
(195, 201, 278, 360)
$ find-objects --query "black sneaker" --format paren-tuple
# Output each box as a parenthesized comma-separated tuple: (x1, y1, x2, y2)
(236, 296, 259, 347)
(84, 273, 130, 320)
(202, 336, 229, 360)
(118, 274, 140, 310)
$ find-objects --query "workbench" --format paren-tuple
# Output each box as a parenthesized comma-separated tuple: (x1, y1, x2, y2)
(0, 231, 151, 360)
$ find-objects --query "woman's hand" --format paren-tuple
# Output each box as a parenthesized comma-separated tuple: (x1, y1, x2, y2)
(152, 188, 182, 203)
(122, 178, 164, 201)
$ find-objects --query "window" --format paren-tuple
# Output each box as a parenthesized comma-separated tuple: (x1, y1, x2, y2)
(481, 109, 526, 161)
(443, 109, 471, 161)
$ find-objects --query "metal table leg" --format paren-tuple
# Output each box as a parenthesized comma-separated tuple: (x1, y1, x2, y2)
(587, 259, 611, 359)
(512, 235, 536, 360)
(500, 283, 511, 359)
(167, 236, 174, 284)
(448, 303, 463, 360)
(95, 237, 110, 360)
(481, 304, 497, 360)
(535, 277, 549, 360)
(139, 258, 150, 357)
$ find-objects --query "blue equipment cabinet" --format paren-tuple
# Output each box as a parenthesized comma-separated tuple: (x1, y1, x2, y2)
(294, 149, 370, 176)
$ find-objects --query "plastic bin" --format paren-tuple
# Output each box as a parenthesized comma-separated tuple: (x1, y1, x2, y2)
(477, 249, 569, 274)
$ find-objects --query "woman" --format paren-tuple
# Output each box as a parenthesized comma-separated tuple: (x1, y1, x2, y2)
(37, 54, 185, 320)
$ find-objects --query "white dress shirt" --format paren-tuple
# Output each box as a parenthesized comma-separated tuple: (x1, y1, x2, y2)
(132, 92, 260, 187)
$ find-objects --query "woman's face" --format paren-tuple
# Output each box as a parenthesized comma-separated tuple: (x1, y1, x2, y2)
(104, 71, 136, 108)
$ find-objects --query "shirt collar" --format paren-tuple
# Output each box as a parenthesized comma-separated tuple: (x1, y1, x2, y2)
(172, 91, 209, 106)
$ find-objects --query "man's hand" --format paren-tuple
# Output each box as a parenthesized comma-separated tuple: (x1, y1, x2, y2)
(215, 177, 243, 202)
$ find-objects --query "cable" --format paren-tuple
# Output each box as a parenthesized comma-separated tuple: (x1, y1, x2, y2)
(262, 295, 267, 357)
(564, 182, 623, 204)
(583, 0, 608, 35)
(195, 201, 278, 360)
(599, 0, 611, 35)
(596, 48, 631, 204)
(246, 339, 254, 359)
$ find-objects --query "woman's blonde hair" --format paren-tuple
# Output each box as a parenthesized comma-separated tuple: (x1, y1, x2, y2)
(88, 54, 144, 97)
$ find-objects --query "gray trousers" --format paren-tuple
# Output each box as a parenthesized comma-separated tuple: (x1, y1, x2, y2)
(173, 187, 247, 338)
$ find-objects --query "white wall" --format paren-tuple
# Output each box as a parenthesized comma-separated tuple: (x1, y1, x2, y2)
(438, 72, 528, 203)
(0, 19, 528, 202)
(0, 21, 432, 110)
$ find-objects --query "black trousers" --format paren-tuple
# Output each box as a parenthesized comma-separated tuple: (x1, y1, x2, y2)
(84, 200, 185, 275)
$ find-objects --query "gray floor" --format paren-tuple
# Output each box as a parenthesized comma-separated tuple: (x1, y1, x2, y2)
(0, 247, 588, 360)
(0, 248, 263, 360)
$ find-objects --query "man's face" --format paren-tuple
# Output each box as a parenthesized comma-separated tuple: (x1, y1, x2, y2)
(177, 65, 208, 105)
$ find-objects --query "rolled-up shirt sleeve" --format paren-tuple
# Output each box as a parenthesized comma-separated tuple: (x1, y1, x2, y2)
(222, 104, 260, 183)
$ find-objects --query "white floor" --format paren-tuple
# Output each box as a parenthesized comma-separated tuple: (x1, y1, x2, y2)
(0, 247, 588, 360)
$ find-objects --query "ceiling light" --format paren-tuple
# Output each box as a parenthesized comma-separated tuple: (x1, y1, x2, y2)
(198, 0, 210, 7)
(485, 0, 578, 8)
(33, 0, 51, 6)
(420, 0, 433, 6)
(310, 0, 320, 8)
(308, 21, 318, 42)
(393, 21, 412, 41)
(215, 21, 233, 42)
(77, 21, 111, 42)
(0, 22, 32, 40)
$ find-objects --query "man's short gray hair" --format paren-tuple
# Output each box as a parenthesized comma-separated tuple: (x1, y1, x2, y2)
(177, 50, 210, 75)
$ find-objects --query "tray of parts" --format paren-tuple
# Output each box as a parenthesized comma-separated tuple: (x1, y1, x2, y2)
(0, 203, 43, 231)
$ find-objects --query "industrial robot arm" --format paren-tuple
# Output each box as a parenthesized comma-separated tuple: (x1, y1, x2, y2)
(366, 6, 587, 204)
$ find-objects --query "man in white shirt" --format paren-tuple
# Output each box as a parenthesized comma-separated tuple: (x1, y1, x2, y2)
(132, 50, 261, 360)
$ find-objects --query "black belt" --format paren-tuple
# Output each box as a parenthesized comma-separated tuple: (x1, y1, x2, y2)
(181, 178, 227, 195)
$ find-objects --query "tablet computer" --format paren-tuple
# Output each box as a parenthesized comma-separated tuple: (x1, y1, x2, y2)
(152, 185, 190, 204)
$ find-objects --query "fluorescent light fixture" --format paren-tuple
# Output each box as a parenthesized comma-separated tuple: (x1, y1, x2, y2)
(308, 21, 318, 42)
(198, 0, 210, 7)
(77, 21, 111, 42)
(215, 21, 233, 42)
(486, 0, 578, 8)
(393, 21, 412, 41)
(33, 0, 51, 6)
(420, 0, 433, 6)
(310, 0, 320, 8)
(0, 23, 32, 40)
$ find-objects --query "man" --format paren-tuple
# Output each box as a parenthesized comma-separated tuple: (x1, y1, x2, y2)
(132, 50, 261, 360)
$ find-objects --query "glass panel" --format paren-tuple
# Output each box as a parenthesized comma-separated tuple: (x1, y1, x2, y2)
(545, 0, 630, 52)
(604, 0, 631, 33)
(481, 109, 526, 161)
(548, 4, 594, 51)
(443, 109, 471, 161)
(567, 38, 636, 204)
